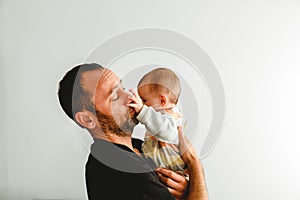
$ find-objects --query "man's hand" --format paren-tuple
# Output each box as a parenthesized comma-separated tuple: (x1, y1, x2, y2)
(127, 89, 144, 113)
(156, 168, 188, 200)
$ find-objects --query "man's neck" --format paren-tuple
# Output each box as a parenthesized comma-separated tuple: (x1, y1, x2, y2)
(91, 130, 135, 152)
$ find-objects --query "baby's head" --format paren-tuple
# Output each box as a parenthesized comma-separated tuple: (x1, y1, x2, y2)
(137, 68, 181, 110)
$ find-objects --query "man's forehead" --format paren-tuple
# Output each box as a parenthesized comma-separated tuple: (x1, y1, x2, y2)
(81, 68, 120, 94)
(97, 68, 120, 89)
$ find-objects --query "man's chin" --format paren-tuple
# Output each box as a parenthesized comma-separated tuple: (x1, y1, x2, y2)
(128, 116, 139, 129)
(129, 108, 139, 125)
(132, 117, 139, 125)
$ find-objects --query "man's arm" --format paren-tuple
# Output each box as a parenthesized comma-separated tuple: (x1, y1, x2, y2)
(157, 127, 208, 200)
(178, 126, 208, 200)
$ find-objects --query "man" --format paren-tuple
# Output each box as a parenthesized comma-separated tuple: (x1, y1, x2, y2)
(58, 63, 208, 200)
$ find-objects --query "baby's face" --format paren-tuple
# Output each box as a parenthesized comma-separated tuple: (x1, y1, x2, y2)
(138, 85, 162, 110)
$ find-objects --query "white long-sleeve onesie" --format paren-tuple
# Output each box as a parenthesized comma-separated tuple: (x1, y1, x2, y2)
(136, 105, 181, 144)
(136, 105, 186, 172)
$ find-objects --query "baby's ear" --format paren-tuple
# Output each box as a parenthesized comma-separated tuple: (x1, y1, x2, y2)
(159, 94, 168, 106)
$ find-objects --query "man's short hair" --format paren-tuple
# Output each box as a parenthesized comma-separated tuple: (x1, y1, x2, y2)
(138, 68, 181, 104)
(58, 63, 103, 122)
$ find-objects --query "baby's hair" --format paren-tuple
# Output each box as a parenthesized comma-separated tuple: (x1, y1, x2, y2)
(138, 68, 181, 104)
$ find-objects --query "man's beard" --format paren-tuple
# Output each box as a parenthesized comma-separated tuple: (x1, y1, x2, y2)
(95, 109, 137, 137)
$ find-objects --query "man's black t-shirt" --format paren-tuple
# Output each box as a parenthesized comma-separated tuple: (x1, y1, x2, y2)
(85, 138, 175, 200)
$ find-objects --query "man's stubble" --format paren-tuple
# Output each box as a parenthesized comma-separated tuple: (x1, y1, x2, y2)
(95, 109, 138, 137)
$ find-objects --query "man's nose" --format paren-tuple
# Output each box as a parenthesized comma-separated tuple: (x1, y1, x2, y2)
(124, 88, 135, 96)
(122, 88, 134, 101)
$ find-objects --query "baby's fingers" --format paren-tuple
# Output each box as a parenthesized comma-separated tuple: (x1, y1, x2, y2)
(129, 89, 137, 97)
(127, 103, 137, 108)
(128, 93, 137, 103)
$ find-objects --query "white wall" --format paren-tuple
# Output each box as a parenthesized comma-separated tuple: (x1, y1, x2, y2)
(1, 0, 300, 200)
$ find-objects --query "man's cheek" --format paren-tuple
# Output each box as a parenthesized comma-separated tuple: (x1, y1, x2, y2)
(95, 98, 112, 116)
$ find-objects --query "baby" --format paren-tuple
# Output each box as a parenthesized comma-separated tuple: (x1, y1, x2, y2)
(128, 68, 187, 173)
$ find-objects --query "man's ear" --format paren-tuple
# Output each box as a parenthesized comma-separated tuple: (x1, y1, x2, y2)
(75, 111, 96, 129)
(159, 94, 168, 106)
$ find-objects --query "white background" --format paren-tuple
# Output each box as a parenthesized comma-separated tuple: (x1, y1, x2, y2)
(1, 0, 300, 200)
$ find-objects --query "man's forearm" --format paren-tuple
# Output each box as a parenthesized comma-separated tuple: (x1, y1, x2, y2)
(178, 126, 208, 200)
(186, 155, 208, 200)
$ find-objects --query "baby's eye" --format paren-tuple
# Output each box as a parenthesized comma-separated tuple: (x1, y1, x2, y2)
(141, 99, 146, 103)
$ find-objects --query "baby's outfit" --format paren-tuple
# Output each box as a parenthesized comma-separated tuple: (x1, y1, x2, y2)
(136, 105, 186, 172)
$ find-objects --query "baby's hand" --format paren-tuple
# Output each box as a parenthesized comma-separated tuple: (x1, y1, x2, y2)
(127, 89, 143, 113)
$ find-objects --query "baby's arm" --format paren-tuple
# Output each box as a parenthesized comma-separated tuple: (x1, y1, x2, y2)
(127, 89, 178, 144)
(127, 89, 144, 113)
(137, 105, 179, 144)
